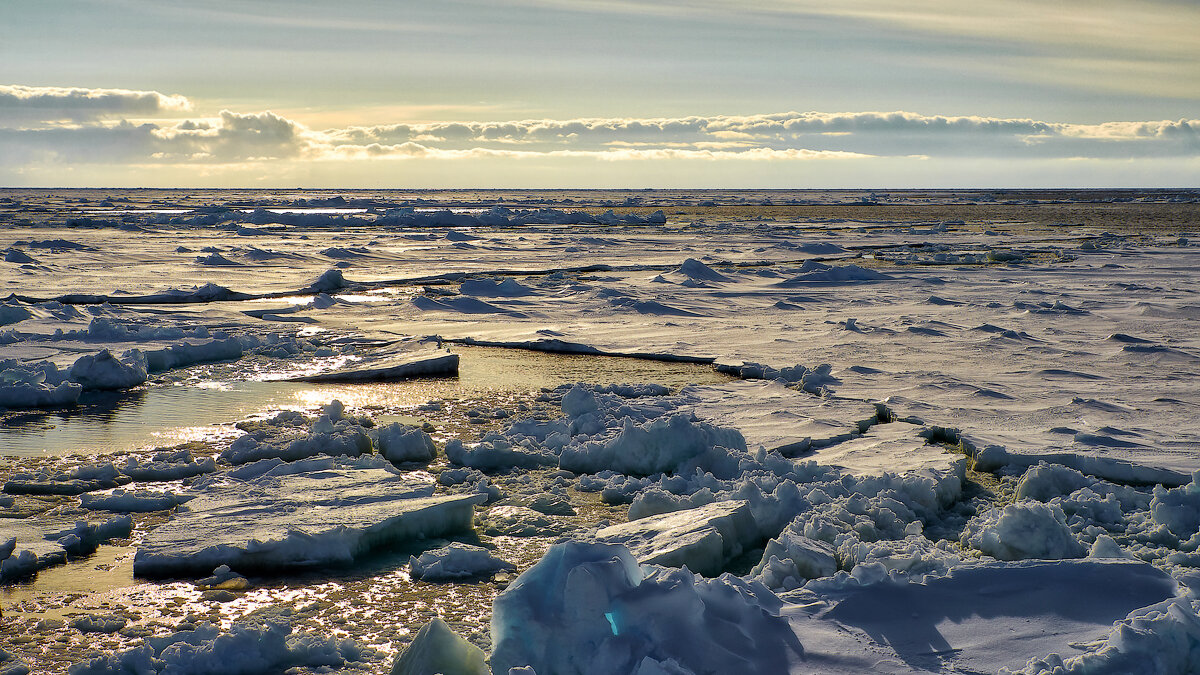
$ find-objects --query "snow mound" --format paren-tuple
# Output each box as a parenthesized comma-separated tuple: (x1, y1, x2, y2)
(799, 559, 1175, 674)
(490, 541, 801, 675)
(307, 268, 349, 292)
(195, 252, 239, 266)
(777, 261, 893, 285)
(676, 258, 733, 282)
(460, 277, 534, 297)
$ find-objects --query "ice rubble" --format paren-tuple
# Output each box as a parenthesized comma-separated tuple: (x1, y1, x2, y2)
(67, 614, 362, 675)
(134, 456, 486, 576)
(961, 500, 1087, 560)
(221, 401, 440, 465)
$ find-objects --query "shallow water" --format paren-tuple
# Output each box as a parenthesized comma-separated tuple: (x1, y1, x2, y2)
(0, 345, 730, 458)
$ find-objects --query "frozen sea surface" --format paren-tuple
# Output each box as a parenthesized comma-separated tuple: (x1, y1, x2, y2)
(1, 188, 1199, 674)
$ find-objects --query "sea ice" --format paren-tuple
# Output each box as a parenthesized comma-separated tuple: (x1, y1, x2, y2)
(408, 542, 515, 581)
(134, 457, 486, 576)
(490, 541, 801, 675)
(591, 499, 758, 576)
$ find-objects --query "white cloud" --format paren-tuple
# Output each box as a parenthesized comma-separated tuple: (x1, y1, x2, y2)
(0, 84, 192, 123)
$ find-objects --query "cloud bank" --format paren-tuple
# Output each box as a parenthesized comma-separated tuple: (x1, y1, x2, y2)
(1, 83, 1198, 186)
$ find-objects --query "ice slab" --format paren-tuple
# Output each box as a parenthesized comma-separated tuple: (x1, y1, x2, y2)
(786, 559, 1176, 674)
(286, 351, 458, 382)
(807, 421, 961, 475)
(133, 461, 485, 577)
(683, 381, 878, 456)
(1, 514, 132, 583)
(592, 499, 758, 576)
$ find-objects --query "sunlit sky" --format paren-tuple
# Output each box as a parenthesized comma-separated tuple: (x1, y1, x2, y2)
(2, 0, 1198, 187)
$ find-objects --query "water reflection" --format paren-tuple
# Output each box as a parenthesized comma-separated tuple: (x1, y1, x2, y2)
(0, 346, 730, 458)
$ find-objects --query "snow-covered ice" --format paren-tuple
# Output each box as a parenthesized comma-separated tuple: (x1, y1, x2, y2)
(133, 457, 486, 576)
(2, 188, 1199, 674)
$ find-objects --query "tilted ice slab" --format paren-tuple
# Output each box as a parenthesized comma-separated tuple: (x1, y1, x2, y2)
(591, 499, 759, 576)
(133, 458, 485, 577)
(284, 350, 459, 382)
(786, 559, 1176, 674)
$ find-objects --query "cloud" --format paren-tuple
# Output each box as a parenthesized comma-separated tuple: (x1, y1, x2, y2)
(0, 84, 192, 124)
(1, 96, 1197, 178)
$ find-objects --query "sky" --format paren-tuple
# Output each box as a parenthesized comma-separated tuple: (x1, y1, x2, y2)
(1, 0, 1198, 188)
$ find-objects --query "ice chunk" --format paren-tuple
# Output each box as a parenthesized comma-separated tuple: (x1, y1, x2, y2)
(5, 462, 128, 495)
(143, 338, 243, 372)
(962, 500, 1086, 560)
(122, 452, 216, 481)
(0, 364, 81, 407)
(445, 436, 557, 471)
(67, 349, 148, 390)
(807, 421, 962, 475)
(134, 461, 485, 576)
(390, 617, 490, 675)
(1150, 472, 1200, 538)
(490, 541, 800, 675)
(751, 530, 837, 590)
(408, 543, 515, 581)
(375, 424, 438, 463)
(1, 515, 132, 583)
(70, 614, 128, 634)
(592, 500, 758, 576)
